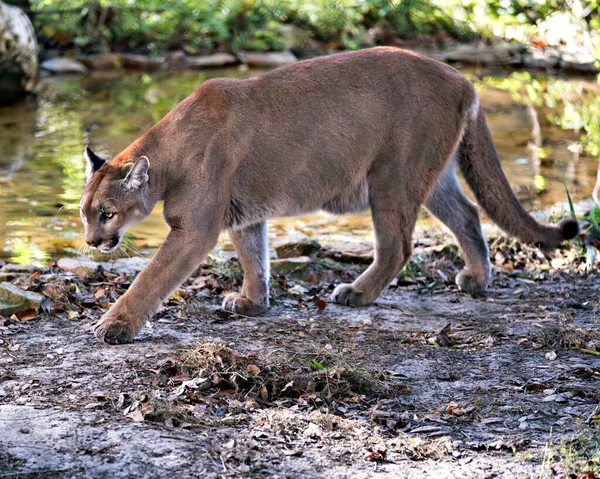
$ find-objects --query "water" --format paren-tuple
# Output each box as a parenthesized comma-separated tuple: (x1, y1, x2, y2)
(1, 66, 598, 266)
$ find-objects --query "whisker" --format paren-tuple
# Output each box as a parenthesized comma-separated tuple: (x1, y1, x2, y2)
(123, 243, 143, 257)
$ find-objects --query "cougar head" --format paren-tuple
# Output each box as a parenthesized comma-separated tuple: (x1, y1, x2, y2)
(79, 146, 152, 253)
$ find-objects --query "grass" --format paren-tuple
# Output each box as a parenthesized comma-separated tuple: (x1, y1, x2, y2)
(541, 426, 600, 477)
(532, 325, 600, 351)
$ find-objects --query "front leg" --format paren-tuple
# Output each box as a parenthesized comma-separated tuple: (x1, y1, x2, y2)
(94, 227, 220, 344)
(222, 221, 269, 316)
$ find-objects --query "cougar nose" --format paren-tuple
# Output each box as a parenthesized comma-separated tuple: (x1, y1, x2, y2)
(86, 239, 100, 247)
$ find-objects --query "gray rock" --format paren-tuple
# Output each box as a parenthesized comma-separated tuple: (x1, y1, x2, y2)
(57, 257, 149, 279)
(445, 46, 510, 65)
(0, 1, 38, 103)
(0, 281, 45, 315)
(271, 256, 313, 277)
(185, 53, 238, 69)
(78, 52, 121, 70)
(1, 263, 39, 273)
(322, 240, 373, 262)
(274, 232, 321, 259)
(40, 57, 88, 75)
(560, 51, 598, 73)
(522, 50, 560, 69)
(0, 273, 28, 282)
(238, 50, 297, 67)
(118, 53, 164, 71)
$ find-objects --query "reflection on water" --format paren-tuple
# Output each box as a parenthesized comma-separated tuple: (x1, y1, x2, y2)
(0, 66, 598, 266)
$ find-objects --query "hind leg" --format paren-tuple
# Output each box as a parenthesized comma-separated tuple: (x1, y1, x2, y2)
(222, 221, 270, 316)
(425, 161, 490, 294)
(332, 185, 419, 307)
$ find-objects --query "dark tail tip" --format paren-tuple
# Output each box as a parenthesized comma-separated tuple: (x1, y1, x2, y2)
(558, 218, 579, 240)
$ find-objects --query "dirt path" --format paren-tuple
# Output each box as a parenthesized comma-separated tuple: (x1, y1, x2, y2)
(1, 243, 599, 478)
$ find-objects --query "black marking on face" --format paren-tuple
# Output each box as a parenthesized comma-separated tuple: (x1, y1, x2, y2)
(107, 235, 120, 249)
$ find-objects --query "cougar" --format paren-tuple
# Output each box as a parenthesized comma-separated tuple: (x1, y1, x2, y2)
(79, 47, 578, 344)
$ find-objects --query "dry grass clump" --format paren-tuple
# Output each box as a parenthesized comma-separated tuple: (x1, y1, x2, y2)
(169, 342, 409, 403)
(532, 325, 600, 350)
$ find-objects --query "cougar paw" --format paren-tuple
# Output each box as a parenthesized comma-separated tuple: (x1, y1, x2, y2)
(456, 270, 488, 295)
(93, 313, 140, 344)
(222, 292, 268, 316)
(331, 283, 371, 307)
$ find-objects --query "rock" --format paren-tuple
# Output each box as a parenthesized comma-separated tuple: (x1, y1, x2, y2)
(0, 1, 38, 104)
(79, 52, 121, 71)
(0, 281, 45, 315)
(109, 257, 149, 274)
(1, 264, 38, 273)
(56, 258, 99, 279)
(522, 50, 560, 70)
(274, 232, 321, 259)
(560, 51, 598, 73)
(118, 53, 164, 71)
(40, 57, 88, 75)
(238, 50, 297, 67)
(0, 273, 27, 282)
(57, 257, 149, 279)
(185, 53, 238, 69)
(270, 256, 313, 277)
(322, 240, 373, 262)
(445, 46, 510, 66)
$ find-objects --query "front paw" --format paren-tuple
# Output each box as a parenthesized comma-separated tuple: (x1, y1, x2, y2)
(331, 283, 371, 307)
(222, 292, 267, 316)
(93, 311, 142, 344)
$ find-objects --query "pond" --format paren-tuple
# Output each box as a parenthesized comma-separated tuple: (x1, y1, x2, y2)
(1, 65, 598, 266)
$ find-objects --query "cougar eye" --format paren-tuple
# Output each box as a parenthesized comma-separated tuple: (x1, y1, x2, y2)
(102, 211, 116, 219)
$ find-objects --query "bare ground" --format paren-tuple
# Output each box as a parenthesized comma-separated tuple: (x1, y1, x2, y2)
(1, 238, 599, 478)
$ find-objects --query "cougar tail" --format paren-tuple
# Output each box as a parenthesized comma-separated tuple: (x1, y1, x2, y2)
(457, 98, 578, 252)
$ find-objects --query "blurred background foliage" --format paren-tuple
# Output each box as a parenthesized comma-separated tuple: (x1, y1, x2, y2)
(25, 0, 599, 57)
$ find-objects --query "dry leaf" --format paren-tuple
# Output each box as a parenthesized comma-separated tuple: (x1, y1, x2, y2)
(314, 298, 327, 312)
(259, 385, 269, 402)
(246, 364, 261, 376)
(11, 309, 37, 321)
(364, 449, 387, 462)
(545, 351, 557, 361)
(127, 409, 144, 422)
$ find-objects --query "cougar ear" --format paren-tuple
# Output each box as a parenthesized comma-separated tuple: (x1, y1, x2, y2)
(123, 156, 149, 191)
(84, 146, 106, 177)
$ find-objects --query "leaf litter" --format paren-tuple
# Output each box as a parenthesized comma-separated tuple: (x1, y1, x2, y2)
(0, 231, 599, 477)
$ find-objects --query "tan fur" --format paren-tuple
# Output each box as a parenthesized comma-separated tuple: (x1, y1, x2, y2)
(80, 47, 577, 344)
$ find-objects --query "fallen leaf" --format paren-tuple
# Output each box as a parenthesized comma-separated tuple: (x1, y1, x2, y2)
(437, 323, 455, 347)
(223, 439, 235, 449)
(11, 309, 37, 321)
(364, 449, 387, 462)
(259, 385, 269, 402)
(314, 298, 327, 312)
(246, 364, 261, 376)
(545, 351, 557, 361)
(127, 409, 144, 422)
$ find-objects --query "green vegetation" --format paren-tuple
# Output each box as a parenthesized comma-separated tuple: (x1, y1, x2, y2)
(29, 1, 600, 56)
(541, 426, 600, 477)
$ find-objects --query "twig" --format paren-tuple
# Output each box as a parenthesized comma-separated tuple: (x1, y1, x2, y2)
(584, 402, 600, 425)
